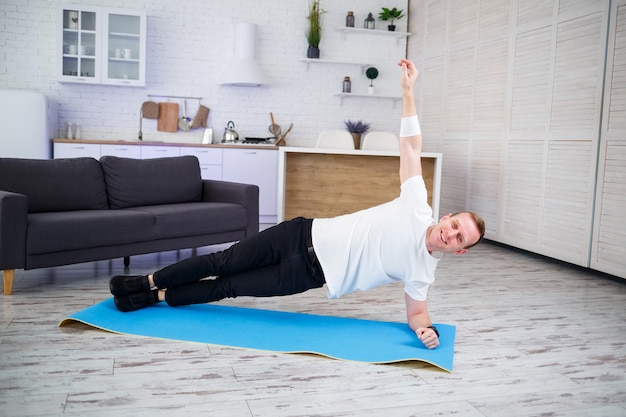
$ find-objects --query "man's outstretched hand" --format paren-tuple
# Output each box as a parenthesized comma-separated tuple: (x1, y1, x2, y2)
(416, 327, 440, 349)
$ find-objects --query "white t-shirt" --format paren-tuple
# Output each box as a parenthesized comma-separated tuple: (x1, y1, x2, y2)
(311, 175, 439, 301)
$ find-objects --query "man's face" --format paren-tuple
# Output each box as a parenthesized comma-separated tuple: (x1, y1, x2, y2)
(426, 212, 481, 255)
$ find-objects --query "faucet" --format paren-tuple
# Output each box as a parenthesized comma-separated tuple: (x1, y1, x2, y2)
(138, 107, 143, 141)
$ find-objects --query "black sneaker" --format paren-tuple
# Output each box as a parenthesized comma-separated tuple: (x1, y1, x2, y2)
(114, 290, 159, 312)
(109, 275, 150, 296)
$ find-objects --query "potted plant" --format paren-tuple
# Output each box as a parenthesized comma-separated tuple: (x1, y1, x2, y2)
(306, 0, 325, 58)
(344, 119, 371, 149)
(366, 67, 379, 95)
(378, 7, 405, 31)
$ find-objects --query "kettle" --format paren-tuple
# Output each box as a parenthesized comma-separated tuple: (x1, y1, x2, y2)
(222, 121, 239, 143)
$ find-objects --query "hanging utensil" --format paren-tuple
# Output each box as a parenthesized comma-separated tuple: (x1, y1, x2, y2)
(178, 100, 192, 131)
(141, 101, 159, 119)
(157, 102, 179, 132)
(268, 112, 281, 138)
(191, 104, 210, 129)
(276, 122, 293, 146)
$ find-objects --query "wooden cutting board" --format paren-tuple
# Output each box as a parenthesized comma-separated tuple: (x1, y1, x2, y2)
(157, 102, 179, 132)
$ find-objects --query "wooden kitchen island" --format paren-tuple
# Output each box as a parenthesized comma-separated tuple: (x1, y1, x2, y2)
(277, 147, 442, 222)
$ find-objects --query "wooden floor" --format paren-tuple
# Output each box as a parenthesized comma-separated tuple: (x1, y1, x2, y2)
(1, 241, 625, 417)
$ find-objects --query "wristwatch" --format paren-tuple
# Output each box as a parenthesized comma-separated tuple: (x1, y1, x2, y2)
(427, 325, 439, 337)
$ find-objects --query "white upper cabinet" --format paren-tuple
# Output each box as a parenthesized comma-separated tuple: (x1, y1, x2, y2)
(102, 9, 146, 86)
(58, 5, 146, 87)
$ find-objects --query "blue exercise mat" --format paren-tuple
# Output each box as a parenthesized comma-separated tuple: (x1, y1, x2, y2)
(59, 298, 455, 371)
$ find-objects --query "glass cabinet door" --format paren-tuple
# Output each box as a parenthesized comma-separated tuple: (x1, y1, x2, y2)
(102, 9, 146, 86)
(57, 6, 146, 87)
(59, 6, 101, 83)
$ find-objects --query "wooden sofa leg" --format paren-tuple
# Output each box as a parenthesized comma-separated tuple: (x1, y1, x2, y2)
(4, 269, 15, 295)
(124, 256, 130, 267)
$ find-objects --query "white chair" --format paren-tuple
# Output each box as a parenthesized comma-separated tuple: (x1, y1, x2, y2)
(315, 130, 355, 149)
(361, 131, 400, 151)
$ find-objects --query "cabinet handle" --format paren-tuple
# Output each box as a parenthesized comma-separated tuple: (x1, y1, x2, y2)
(244, 152, 257, 155)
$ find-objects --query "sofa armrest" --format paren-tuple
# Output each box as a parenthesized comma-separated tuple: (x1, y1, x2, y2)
(0, 190, 28, 269)
(201, 180, 260, 238)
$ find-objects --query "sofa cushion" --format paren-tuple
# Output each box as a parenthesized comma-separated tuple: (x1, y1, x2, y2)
(26, 210, 156, 254)
(125, 202, 248, 240)
(0, 157, 108, 213)
(100, 155, 202, 209)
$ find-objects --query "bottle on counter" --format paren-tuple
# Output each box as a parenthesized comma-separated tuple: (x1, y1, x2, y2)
(342, 76, 351, 93)
(202, 127, 214, 144)
(346, 11, 355, 27)
(65, 122, 73, 139)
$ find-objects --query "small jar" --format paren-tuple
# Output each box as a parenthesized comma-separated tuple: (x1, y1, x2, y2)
(342, 76, 351, 93)
(346, 11, 355, 27)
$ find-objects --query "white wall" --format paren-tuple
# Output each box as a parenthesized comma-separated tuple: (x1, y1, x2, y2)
(0, 0, 408, 147)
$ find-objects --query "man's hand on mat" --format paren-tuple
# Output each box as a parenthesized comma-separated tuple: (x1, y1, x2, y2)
(416, 327, 440, 349)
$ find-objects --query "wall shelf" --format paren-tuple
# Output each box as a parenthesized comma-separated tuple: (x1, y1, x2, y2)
(301, 58, 371, 72)
(334, 92, 402, 107)
(335, 27, 411, 45)
(303, 25, 409, 105)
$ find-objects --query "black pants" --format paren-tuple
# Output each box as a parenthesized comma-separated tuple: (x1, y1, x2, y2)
(152, 217, 326, 306)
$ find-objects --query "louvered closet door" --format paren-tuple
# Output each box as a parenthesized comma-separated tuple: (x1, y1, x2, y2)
(540, 7, 606, 265)
(504, 1, 609, 266)
(591, 0, 626, 279)
(408, 0, 615, 271)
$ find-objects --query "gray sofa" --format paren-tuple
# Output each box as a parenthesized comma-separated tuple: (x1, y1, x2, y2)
(0, 155, 259, 295)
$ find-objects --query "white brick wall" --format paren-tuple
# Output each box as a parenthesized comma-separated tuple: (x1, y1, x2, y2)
(1, 0, 409, 147)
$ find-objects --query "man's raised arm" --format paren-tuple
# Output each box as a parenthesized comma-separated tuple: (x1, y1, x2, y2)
(398, 59, 423, 184)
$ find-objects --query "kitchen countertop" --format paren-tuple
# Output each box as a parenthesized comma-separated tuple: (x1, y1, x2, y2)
(277, 145, 442, 158)
(52, 138, 279, 150)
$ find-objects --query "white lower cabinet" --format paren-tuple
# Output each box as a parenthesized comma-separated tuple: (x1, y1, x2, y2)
(100, 143, 141, 158)
(53, 142, 101, 159)
(179, 147, 223, 181)
(222, 148, 278, 223)
(140, 145, 180, 159)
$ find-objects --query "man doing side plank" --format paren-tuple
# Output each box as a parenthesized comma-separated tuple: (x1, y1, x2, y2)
(109, 59, 485, 350)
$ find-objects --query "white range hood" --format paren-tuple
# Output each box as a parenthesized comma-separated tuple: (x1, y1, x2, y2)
(221, 23, 269, 87)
